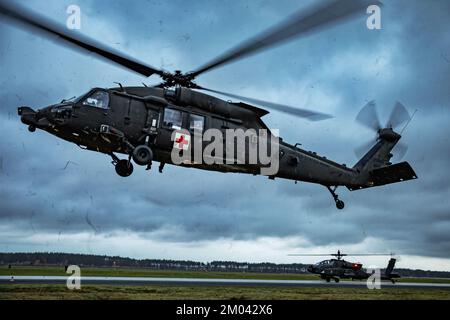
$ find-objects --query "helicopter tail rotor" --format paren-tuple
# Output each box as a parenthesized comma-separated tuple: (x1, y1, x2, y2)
(354, 101, 412, 161)
(349, 101, 418, 191)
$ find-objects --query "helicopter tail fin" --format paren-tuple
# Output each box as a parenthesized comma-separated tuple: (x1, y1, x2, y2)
(383, 258, 401, 282)
(385, 258, 396, 277)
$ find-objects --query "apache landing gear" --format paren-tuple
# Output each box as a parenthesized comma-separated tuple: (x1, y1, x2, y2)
(111, 153, 133, 177)
(326, 186, 345, 210)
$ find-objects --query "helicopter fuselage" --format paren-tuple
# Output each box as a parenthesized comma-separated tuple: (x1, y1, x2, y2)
(19, 86, 360, 184)
(307, 258, 400, 283)
(18, 86, 417, 209)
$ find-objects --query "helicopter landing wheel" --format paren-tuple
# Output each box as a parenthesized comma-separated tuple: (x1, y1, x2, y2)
(334, 278, 340, 283)
(325, 278, 331, 283)
(115, 159, 134, 177)
(132, 145, 153, 166)
(335, 200, 345, 210)
(28, 125, 36, 132)
(326, 186, 345, 210)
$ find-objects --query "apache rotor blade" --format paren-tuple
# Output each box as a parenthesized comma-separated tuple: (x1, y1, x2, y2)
(338, 253, 394, 256)
(190, 0, 379, 78)
(387, 101, 411, 129)
(288, 254, 338, 256)
(354, 139, 377, 159)
(0, 1, 164, 77)
(289, 252, 394, 257)
(197, 87, 333, 121)
(355, 100, 382, 132)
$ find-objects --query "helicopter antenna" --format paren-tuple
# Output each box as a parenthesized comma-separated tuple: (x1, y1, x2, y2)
(400, 108, 418, 135)
(114, 82, 125, 92)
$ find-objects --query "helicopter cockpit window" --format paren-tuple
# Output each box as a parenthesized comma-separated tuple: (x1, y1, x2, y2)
(317, 260, 331, 266)
(189, 114, 205, 132)
(163, 108, 182, 130)
(82, 90, 110, 109)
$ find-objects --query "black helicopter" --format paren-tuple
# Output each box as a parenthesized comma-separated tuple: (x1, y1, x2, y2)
(289, 250, 400, 283)
(1, 0, 418, 209)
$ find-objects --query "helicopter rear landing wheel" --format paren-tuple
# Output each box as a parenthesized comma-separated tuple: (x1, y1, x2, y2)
(325, 278, 331, 283)
(326, 186, 345, 210)
(115, 159, 134, 177)
(336, 200, 345, 210)
(334, 278, 340, 283)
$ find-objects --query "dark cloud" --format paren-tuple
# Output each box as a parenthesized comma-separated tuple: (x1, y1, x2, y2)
(0, 0, 449, 263)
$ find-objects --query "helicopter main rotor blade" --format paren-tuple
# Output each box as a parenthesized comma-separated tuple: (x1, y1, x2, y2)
(337, 253, 395, 256)
(190, 0, 379, 78)
(197, 87, 333, 121)
(0, 0, 164, 77)
(289, 253, 394, 256)
(288, 254, 338, 256)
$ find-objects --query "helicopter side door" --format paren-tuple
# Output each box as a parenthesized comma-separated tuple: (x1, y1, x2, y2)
(157, 106, 186, 154)
(187, 113, 206, 163)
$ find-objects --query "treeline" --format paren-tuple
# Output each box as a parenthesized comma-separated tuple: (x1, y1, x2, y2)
(1, 252, 449, 278)
(0, 252, 308, 274)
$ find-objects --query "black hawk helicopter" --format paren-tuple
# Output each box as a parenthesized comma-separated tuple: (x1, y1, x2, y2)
(1, 0, 418, 209)
(289, 250, 400, 283)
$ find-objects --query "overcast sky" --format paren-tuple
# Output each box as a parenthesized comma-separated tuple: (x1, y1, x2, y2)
(0, 0, 449, 271)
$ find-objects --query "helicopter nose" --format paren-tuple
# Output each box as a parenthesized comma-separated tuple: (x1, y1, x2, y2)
(307, 265, 314, 273)
(18, 106, 52, 130)
(18, 106, 37, 125)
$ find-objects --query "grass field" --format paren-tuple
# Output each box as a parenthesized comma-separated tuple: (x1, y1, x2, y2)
(1, 265, 450, 284)
(1, 284, 450, 300)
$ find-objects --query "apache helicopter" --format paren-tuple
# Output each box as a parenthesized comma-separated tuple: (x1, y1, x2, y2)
(1, 0, 418, 209)
(289, 250, 400, 283)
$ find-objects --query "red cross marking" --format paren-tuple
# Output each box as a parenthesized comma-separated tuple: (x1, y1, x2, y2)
(176, 135, 189, 147)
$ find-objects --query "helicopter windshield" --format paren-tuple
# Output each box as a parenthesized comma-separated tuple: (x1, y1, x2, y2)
(316, 260, 332, 266)
(81, 90, 110, 109)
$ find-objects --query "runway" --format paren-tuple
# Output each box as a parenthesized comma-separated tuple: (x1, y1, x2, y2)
(1, 276, 450, 289)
